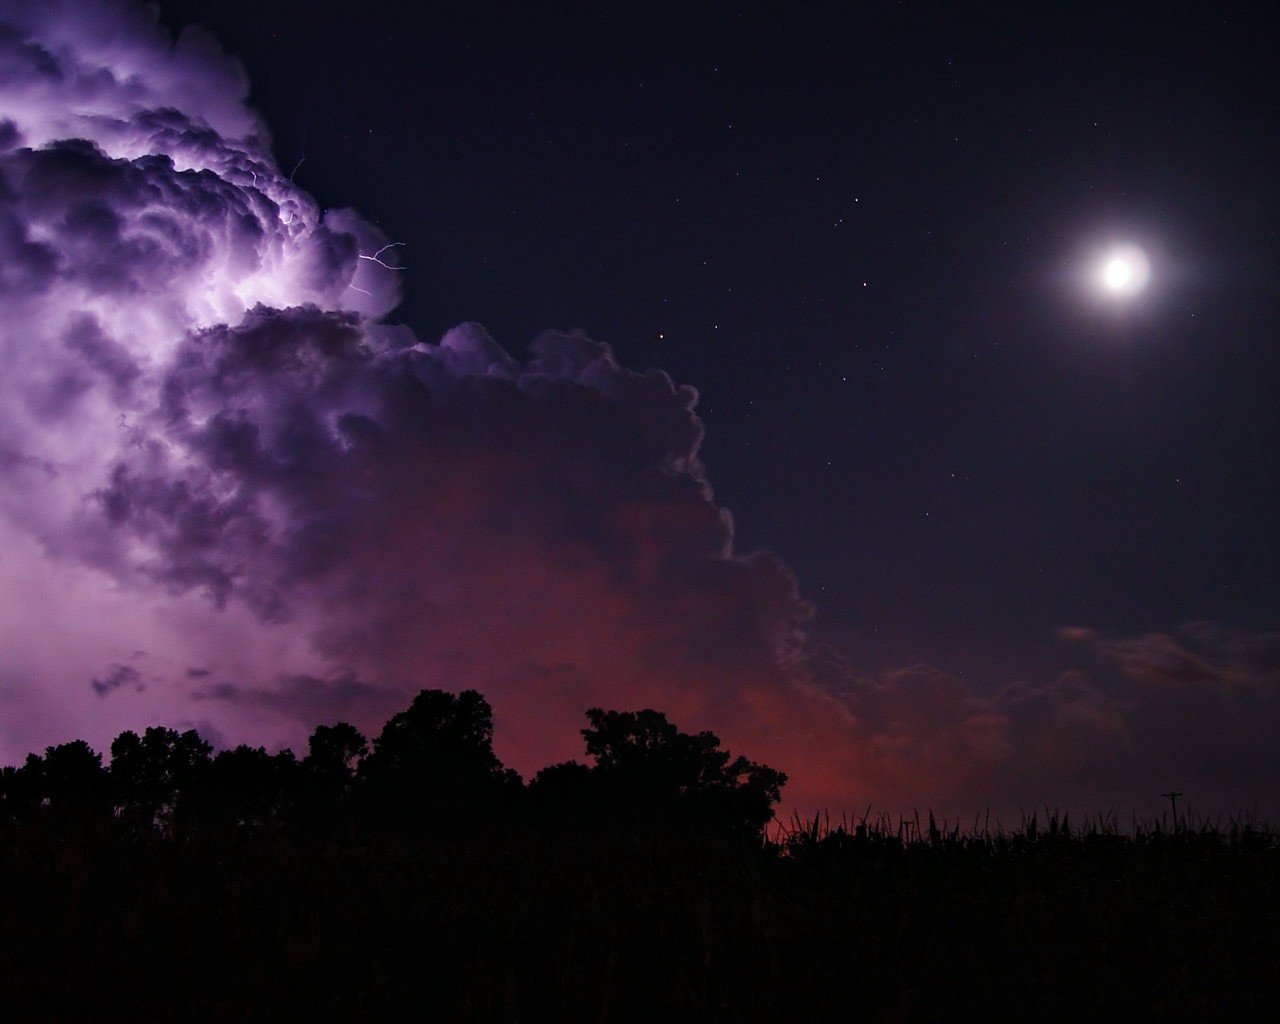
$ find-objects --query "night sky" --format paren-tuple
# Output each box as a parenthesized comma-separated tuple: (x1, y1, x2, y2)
(156, 0, 1279, 667)
(1, 0, 1277, 816)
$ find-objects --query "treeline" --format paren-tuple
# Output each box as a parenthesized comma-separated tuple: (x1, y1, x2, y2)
(2, 690, 1278, 1021)
(0, 688, 785, 841)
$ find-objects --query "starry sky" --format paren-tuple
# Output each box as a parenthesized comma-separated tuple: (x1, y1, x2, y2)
(155, 0, 1279, 675)
(0, 0, 1276, 817)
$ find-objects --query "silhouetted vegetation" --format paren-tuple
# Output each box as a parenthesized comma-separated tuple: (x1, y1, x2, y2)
(0, 689, 1276, 1021)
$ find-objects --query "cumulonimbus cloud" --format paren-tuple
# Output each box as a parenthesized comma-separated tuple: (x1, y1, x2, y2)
(0, 0, 1275, 819)
(0, 0, 841, 794)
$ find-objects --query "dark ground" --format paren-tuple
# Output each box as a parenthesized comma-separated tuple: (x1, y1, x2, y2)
(2, 816, 1276, 1022)
(2, 692, 1275, 1021)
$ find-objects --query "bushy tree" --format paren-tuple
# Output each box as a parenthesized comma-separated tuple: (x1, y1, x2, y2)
(109, 726, 213, 833)
(0, 741, 111, 827)
(304, 723, 368, 782)
(358, 689, 520, 821)
(293, 722, 368, 828)
(532, 708, 786, 837)
(195, 745, 300, 830)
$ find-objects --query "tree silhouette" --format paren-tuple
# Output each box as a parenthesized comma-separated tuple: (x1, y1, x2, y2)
(304, 722, 368, 780)
(532, 707, 786, 837)
(109, 726, 213, 833)
(295, 722, 368, 827)
(0, 741, 111, 827)
(1, 691, 784, 840)
(38, 740, 112, 822)
(358, 689, 520, 822)
(197, 745, 299, 830)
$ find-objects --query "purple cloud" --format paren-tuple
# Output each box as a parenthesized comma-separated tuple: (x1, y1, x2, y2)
(0, 0, 824, 800)
(90, 662, 141, 697)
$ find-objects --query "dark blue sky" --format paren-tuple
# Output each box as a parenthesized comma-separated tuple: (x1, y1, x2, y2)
(158, 0, 1279, 683)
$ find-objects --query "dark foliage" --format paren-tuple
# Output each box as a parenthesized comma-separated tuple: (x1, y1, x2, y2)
(0, 690, 1276, 1022)
(0, 689, 782, 841)
(530, 707, 786, 837)
(355, 689, 522, 828)
(109, 726, 213, 833)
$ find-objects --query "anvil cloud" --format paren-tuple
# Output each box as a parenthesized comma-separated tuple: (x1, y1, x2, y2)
(1, 0, 1276, 818)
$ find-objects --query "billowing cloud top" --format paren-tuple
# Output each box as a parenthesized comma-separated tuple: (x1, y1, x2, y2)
(1, 0, 1276, 819)
(0, 0, 832, 791)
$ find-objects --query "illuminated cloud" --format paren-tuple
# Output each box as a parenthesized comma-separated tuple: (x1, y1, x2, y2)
(0, 0, 832, 794)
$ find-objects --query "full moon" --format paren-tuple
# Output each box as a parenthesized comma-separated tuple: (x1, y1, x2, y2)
(1095, 243, 1151, 298)
(1104, 257, 1133, 290)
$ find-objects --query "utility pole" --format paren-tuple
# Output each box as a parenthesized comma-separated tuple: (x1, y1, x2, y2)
(1161, 791, 1183, 832)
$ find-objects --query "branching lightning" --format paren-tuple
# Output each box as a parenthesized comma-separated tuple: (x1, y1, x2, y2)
(357, 242, 408, 270)
(348, 242, 406, 295)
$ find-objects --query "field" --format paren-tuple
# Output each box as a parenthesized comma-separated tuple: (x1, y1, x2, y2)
(1, 813, 1276, 1022)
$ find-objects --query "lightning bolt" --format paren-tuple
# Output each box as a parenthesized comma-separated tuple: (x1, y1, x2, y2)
(357, 242, 408, 270)
(348, 243, 406, 296)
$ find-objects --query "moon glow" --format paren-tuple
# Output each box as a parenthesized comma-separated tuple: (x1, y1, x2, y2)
(1095, 243, 1151, 298)
(1104, 257, 1133, 290)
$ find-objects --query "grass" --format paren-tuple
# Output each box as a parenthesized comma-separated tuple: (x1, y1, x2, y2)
(1, 809, 1276, 1021)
